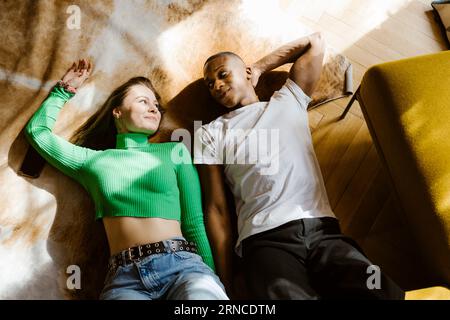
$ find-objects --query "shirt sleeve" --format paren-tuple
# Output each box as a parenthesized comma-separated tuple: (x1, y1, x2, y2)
(193, 125, 223, 165)
(272, 78, 313, 111)
(24, 85, 96, 181)
(174, 142, 216, 271)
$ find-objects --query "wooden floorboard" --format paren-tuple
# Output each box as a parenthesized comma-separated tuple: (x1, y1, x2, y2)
(303, 0, 446, 289)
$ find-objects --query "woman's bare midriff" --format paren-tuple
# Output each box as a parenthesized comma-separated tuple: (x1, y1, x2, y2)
(102, 216, 183, 256)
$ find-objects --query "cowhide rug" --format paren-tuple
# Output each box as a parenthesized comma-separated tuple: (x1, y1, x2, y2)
(0, 0, 352, 299)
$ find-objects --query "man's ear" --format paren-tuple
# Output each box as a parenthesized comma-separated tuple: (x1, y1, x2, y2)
(246, 66, 252, 80)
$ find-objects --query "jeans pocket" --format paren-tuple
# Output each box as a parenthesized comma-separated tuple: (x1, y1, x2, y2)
(173, 250, 201, 261)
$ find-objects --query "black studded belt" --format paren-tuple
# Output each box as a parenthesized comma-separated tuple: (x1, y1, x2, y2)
(108, 239, 198, 269)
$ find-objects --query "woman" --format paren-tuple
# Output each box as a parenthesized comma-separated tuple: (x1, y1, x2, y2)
(24, 59, 228, 300)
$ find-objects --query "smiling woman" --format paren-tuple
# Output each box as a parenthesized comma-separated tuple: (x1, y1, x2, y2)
(23, 59, 228, 300)
(112, 85, 163, 136)
(69, 75, 163, 151)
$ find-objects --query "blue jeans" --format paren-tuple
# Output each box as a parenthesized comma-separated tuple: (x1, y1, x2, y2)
(99, 237, 229, 300)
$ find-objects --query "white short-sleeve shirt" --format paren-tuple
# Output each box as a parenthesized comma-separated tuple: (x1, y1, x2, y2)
(194, 78, 336, 256)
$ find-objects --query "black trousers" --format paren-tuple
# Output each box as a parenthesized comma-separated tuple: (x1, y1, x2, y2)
(241, 217, 405, 300)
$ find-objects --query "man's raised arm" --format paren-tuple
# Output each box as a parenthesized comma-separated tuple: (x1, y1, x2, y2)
(251, 32, 325, 96)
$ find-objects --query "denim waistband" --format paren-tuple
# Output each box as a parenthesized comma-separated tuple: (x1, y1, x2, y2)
(108, 236, 189, 266)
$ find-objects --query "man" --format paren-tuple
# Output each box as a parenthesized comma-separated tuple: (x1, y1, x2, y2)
(194, 32, 404, 299)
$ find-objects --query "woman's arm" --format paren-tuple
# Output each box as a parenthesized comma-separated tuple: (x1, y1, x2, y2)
(175, 143, 216, 271)
(24, 59, 95, 180)
(197, 164, 234, 294)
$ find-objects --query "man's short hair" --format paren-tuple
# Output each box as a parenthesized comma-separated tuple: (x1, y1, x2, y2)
(204, 51, 245, 67)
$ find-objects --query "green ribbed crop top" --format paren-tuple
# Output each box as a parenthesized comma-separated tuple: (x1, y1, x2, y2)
(24, 85, 215, 270)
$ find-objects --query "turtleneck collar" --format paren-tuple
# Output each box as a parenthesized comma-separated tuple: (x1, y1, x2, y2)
(115, 132, 151, 149)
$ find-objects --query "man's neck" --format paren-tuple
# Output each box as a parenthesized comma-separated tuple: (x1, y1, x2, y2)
(239, 91, 260, 107)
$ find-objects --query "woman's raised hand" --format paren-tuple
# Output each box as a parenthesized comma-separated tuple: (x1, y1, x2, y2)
(61, 59, 92, 89)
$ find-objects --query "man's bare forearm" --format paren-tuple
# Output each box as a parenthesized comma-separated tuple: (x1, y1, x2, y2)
(252, 33, 319, 73)
(205, 206, 234, 293)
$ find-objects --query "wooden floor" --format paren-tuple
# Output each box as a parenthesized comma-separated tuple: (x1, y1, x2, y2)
(302, 0, 447, 289)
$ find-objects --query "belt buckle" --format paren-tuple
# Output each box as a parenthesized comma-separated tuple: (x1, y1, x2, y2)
(126, 247, 134, 262)
(126, 246, 143, 263)
(136, 246, 142, 261)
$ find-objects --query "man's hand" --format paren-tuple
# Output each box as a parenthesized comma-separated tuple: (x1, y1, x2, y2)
(249, 64, 262, 87)
(230, 269, 249, 299)
(61, 59, 92, 89)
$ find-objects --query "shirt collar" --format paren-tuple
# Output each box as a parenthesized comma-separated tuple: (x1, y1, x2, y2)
(115, 132, 151, 149)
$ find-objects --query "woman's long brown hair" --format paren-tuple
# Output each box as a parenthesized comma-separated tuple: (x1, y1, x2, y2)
(69, 77, 162, 150)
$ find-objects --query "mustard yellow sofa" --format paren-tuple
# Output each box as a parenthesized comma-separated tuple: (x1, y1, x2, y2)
(340, 51, 450, 296)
